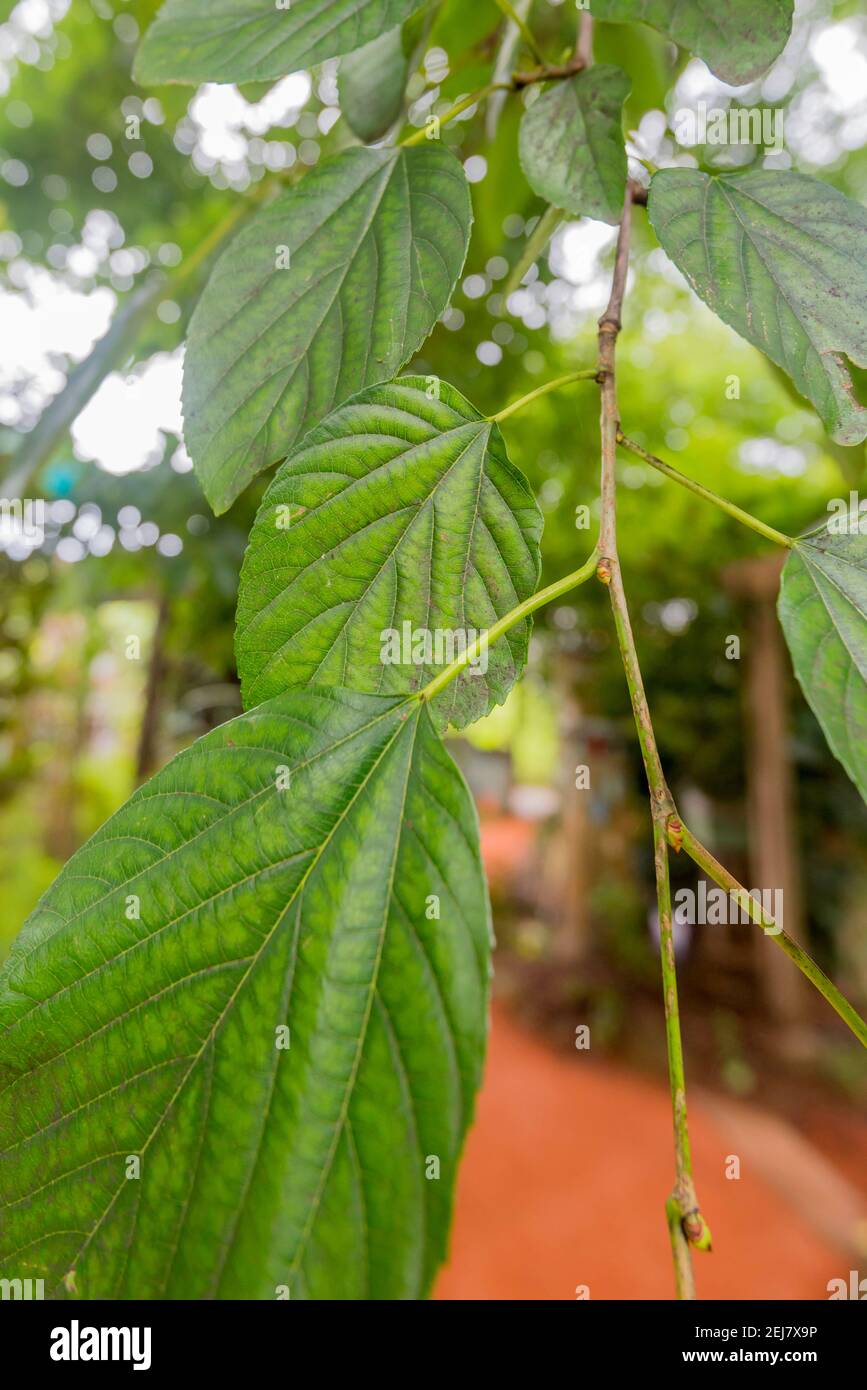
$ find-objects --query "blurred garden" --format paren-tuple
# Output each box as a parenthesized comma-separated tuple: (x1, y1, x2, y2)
(1, 0, 867, 1298)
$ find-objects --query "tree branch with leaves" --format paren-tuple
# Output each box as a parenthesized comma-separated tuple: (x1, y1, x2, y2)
(1, 0, 866, 1304)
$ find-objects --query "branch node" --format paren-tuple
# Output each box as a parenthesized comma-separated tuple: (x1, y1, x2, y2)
(683, 1208, 713, 1253)
(595, 556, 613, 585)
(666, 815, 684, 853)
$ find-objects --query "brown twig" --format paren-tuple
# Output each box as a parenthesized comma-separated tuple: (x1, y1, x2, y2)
(512, 55, 586, 87)
(577, 11, 594, 67)
(597, 184, 632, 563)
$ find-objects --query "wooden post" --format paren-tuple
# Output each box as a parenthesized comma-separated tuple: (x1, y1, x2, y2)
(724, 554, 809, 1032)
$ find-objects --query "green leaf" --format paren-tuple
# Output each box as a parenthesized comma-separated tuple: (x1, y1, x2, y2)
(648, 169, 867, 446)
(0, 688, 490, 1299)
(592, 0, 793, 86)
(339, 11, 425, 143)
(518, 66, 630, 226)
(235, 377, 542, 730)
(135, 0, 422, 86)
(779, 523, 867, 804)
(183, 146, 472, 514)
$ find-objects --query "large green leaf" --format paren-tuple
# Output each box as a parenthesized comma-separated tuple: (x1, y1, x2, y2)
(135, 0, 422, 86)
(592, 0, 793, 86)
(518, 67, 629, 226)
(235, 377, 542, 729)
(779, 523, 867, 803)
(0, 688, 490, 1299)
(183, 146, 472, 514)
(648, 169, 867, 446)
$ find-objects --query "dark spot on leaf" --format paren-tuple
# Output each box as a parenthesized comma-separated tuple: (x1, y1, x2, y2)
(838, 354, 867, 411)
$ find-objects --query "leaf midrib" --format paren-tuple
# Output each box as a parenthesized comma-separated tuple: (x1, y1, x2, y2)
(799, 544, 867, 682)
(189, 152, 399, 469)
(142, 0, 400, 81)
(239, 415, 492, 683)
(283, 702, 419, 1288)
(23, 699, 421, 1295)
(0, 700, 406, 1049)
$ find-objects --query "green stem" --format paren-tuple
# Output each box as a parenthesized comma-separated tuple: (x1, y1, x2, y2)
(617, 433, 794, 549)
(400, 51, 588, 147)
(503, 203, 564, 297)
(666, 1196, 696, 1301)
(490, 368, 598, 424)
(676, 821, 867, 1051)
(597, 188, 709, 1294)
(654, 819, 712, 1281)
(607, 566, 673, 817)
(418, 547, 599, 703)
(491, 0, 547, 65)
(654, 820, 690, 1180)
(400, 83, 508, 145)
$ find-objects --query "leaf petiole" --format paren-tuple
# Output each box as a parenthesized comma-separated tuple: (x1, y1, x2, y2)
(399, 52, 590, 148)
(400, 83, 510, 146)
(418, 546, 600, 703)
(503, 203, 565, 297)
(674, 818, 867, 1051)
(490, 367, 599, 423)
(617, 433, 794, 549)
(491, 0, 548, 67)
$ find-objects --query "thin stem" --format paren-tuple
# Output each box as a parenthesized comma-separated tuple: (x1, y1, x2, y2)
(666, 1197, 697, 1301)
(654, 820, 712, 1277)
(401, 49, 589, 146)
(512, 55, 586, 87)
(596, 183, 709, 1296)
(503, 203, 564, 297)
(676, 820, 867, 1052)
(607, 565, 673, 817)
(617, 434, 794, 550)
(577, 10, 594, 66)
(491, 0, 547, 65)
(597, 187, 633, 561)
(654, 820, 690, 1182)
(400, 83, 508, 145)
(485, 0, 530, 140)
(490, 367, 598, 424)
(418, 547, 599, 703)
(598, 190, 671, 813)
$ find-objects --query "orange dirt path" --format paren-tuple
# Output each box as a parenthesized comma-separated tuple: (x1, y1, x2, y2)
(435, 1004, 849, 1301)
